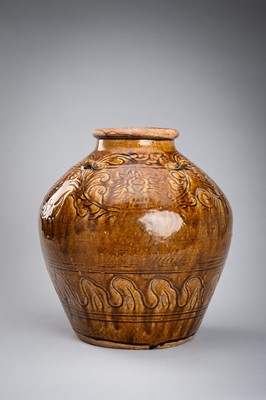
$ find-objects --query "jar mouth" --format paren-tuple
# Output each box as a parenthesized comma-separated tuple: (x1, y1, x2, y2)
(93, 127, 179, 140)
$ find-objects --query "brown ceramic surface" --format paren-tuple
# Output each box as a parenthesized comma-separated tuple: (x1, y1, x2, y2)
(39, 127, 232, 349)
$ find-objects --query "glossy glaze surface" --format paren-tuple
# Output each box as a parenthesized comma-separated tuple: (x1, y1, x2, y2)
(39, 128, 232, 349)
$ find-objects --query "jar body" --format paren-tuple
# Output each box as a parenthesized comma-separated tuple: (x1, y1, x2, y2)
(39, 130, 232, 349)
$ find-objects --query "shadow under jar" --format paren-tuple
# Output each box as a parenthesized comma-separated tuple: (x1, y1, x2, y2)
(39, 127, 232, 349)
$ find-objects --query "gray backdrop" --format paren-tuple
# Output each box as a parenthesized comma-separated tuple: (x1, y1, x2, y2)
(1, 0, 265, 399)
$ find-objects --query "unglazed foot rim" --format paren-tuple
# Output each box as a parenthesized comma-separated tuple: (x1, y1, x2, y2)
(75, 332, 195, 350)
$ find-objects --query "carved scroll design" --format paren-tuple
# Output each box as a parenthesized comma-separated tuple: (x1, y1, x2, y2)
(40, 168, 118, 238)
(82, 152, 224, 211)
(49, 271, 207, 314)
(167, 153, 224, 210)
(41, 168, 118, 221)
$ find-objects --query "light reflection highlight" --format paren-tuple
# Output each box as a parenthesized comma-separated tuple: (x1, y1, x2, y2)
(139, 211, 184, 238)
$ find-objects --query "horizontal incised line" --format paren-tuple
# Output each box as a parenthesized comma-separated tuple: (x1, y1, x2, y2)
(93, 164, 166, 169)
(62, 302, 208, 318)
(46, 262, 223, 274)
(66, 309, 206, 323)
(45, 255, 224, 268)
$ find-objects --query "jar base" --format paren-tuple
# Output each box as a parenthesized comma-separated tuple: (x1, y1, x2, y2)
(75, 331, 195, 350)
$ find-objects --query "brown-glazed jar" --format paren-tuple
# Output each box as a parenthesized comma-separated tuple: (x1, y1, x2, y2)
(39, 127, 232, 349)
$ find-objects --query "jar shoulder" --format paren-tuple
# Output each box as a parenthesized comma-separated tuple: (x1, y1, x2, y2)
(40, 150, 232, 222)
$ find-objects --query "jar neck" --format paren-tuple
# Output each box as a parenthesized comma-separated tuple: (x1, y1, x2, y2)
(94, 139, 177, 153)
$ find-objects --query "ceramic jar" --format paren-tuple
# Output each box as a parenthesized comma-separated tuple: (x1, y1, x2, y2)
(39, 127, 232, 349)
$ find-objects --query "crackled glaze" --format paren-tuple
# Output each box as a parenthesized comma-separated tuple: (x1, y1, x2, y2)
(39, 127, 232, 349)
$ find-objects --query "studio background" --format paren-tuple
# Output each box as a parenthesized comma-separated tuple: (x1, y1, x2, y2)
(1, 0, 265, 399)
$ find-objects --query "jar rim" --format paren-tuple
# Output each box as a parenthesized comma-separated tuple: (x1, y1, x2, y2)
(93, 127, 179, 140)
